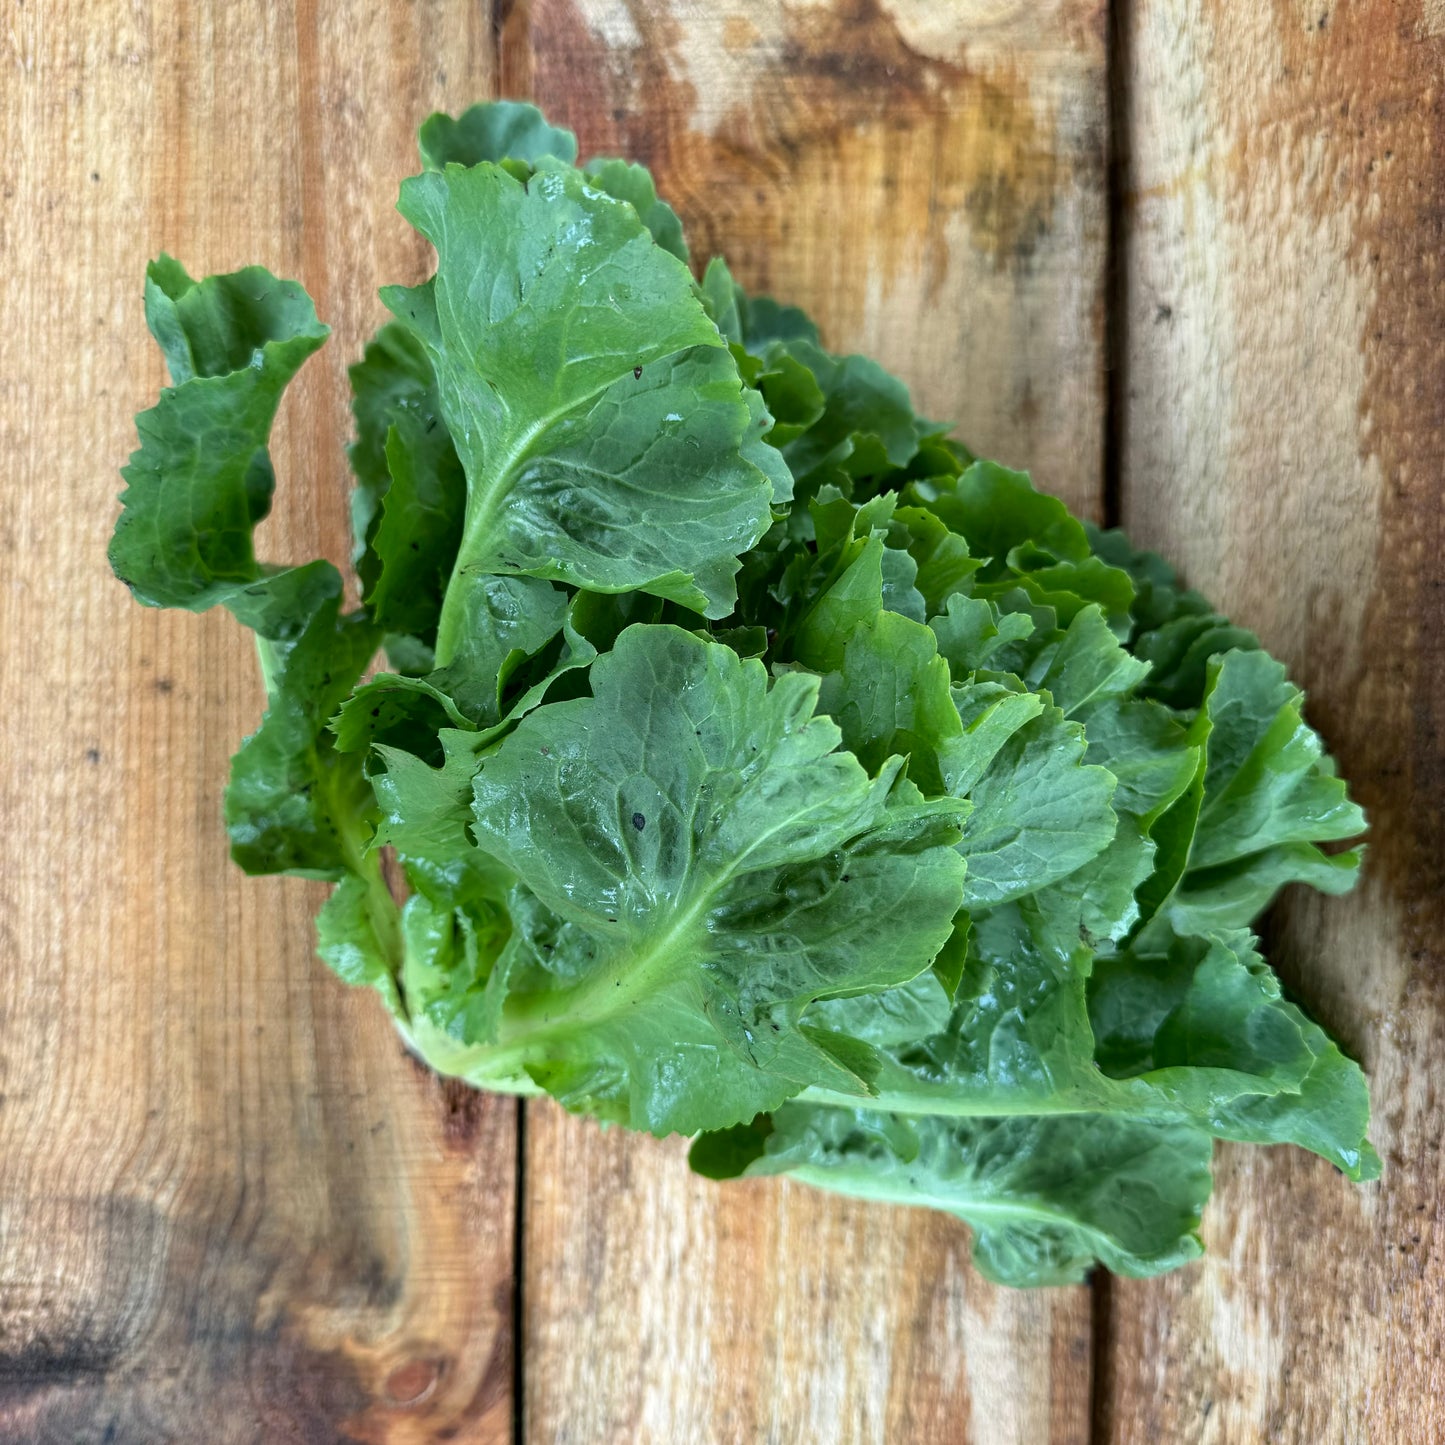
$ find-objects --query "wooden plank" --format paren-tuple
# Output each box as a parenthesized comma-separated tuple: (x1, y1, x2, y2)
(1103, 1, 1445, 1439)
(508, 3, 1109, 1440)
(0, 4, 518, 1441)
(524, 1116, 1091, 1444)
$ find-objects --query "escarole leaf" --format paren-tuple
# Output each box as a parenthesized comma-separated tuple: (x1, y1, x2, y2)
(226, 600, 381, 876)
(782, 494, 1120, 911)
(347, 321, 446, 598)
(692, 911, 1371, 1281)
(794, 536, 978, 801)
(316, 870, 405, 1013)
(954, 709, 1118, 911)
(1023, 604, 1152, 716)
(427, 574, 572, 726)
(331, 673, 476, 761)
(776, 343, 920, 487)
(1088, 925, 1379, 1178)
(1152, 650, 1366, 936)
(453, 624, 968, 1135)
(343, 318, 468, 643)
(111, 256, 334, 635)
(418, 102, 690, 260)
(693, 1105, 1212, 1288)
(109, 254, 390, 889)
(108, 255, 408, 1023)
(1001, 606, 1198, 946)
(816, 607, 964, 798)
(1086, 523, 1261, 709)
(913, 462, 1135, 629)
(383, 161, 779, 663)
(700, 255, 820, 352)
(829, 911, 1376, 1176)
(930, 594, 1036, 677)
(583, 157, 690, 262)
(372, 729, 512, 908)
(363, 394, 467, 637)
(418, 99, 579, 172)
(1193, 652, 1363, 862)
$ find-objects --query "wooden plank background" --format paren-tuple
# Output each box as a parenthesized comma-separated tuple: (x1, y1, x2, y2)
(0, 0, 1437, 1442)
(1098, 3, 1445, 1442)
(508, 5, 1105, 1442)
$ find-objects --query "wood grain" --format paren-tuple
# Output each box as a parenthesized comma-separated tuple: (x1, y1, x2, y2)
(1103, 0, 1445, 1440)
(524, 1113, 1091, 1445)
(0, 4, 516, 1441)
(509, 2, 1107, 1440)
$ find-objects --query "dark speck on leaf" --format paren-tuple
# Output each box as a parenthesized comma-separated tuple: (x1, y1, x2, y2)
(631, 812, 646, 831)
(540, 746, 550, 756)
(371, 707, 381, 717)
(842, 874, 851, 882)
(633, 366, 642, 379)
(410, 541, 420, 551)
(426, 417, 438, 433)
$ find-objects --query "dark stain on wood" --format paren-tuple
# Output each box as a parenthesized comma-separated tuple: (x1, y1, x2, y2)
(0, 1335, 122, 1392)
(773, 0, 956, 95)
(513, 0, 1065, 304)
(438, 1074, 492, 1150)
(465, 1316, 514, 1424)
(0, 1194, 375, 1443)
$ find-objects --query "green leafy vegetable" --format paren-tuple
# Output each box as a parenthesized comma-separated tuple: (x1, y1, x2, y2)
(692, 1106, 1214, 1287)
(382, 159, 778, 657)
(110, 101, 1375, 1288)
(444, 623, 967, 1134)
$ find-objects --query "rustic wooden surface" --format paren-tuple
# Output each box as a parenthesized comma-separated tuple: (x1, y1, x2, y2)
(0, 0, 1439, 1441)
(0, 4, 517, 1442)
(1101, 1, 1445, 1441)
